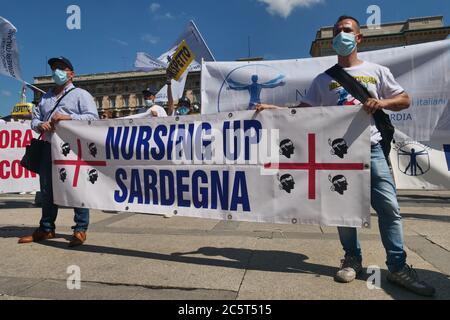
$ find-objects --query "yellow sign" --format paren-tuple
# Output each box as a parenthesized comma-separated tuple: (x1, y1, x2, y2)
(11, 103, 33, 117)
(167, 40, 196, 81)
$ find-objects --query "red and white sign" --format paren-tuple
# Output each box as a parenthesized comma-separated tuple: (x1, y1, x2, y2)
(0, 121, 40, 194)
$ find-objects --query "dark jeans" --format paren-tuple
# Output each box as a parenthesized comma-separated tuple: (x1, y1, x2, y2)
(39, 143, 89, 233)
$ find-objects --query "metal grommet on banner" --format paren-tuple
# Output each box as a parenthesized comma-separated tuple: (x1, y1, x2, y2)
(364, 164, 370, 169)
(363, 222, 370, 229)
(129, 119, 133, 124)
(125, 206, 129, 211)
(175, 116, 180, 122)
(292, 218, 298, 225)
(173, 210, 178, 215)
(81, 203, 85, 207)
(227, 215, 233, 220)
(228, 113, 233, 118)
(291, 109, 297, 115)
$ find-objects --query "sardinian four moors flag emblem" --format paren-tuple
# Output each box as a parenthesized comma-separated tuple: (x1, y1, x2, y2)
(269, 134, 364, 200)
(51, 108, 371, 228)
(54, 139, 107, 187)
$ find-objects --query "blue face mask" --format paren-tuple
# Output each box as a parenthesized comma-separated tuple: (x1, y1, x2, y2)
(144, 99, 154, 107)
(52, 69, 69, 86)
(177, 106, 190, 116)
(332, 32, 357, 57)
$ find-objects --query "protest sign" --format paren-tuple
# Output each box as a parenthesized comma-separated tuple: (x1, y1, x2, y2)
(52, 108, 371, 227)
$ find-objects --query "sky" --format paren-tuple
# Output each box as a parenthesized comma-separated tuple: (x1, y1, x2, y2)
(0, 0, 449, 116)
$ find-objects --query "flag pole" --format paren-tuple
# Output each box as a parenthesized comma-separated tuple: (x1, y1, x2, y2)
(0, 17, 46, 95)
(23, 81, 46, 94)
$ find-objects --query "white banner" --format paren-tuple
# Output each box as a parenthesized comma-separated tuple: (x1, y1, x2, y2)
(0, 122, 40, 193)
(0, 16, 22, 80)
(51, 108, 371, 227)
(201, 40, 450, 190)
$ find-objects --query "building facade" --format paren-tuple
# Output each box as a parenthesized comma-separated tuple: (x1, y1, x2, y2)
(33, 70, 201, 118)
(310, 16, 450, 57)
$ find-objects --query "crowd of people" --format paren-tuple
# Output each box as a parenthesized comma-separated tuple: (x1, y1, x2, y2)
(13, 15, 436, 297)
(99, 80, 201, 120)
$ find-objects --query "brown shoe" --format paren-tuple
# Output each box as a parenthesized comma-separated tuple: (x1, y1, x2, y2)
(18, 229, 55, 244)
(69, 231, 87, 247)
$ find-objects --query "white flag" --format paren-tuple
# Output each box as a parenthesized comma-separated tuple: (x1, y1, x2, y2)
(135, 20, 215, 73)
(172, 20, 215, 63)
(0, 16, 22, 80)
(134, 20, 214, 103)
(134, 52, 167, 72)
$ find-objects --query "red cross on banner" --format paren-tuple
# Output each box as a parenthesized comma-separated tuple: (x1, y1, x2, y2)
(265, 134, 365, 200)
(54, 139, 107, 188)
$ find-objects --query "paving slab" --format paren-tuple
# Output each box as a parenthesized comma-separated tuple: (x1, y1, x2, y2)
(1, 192, 449, 300)
(107, 213, 220, 231)
(0, 232, 255, 293)
(237, 237, 449, 300)
(0, 208, 115, 228)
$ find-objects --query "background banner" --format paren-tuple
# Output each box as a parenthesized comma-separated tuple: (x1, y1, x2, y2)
(0, 121, 39, 193)
(0, 16, 22, 80)
(201, 40, 450, 190)
(51, 108, 371, 227)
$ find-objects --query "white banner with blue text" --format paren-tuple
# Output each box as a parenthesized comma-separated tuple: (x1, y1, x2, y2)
(51, 108, 371, 227)
(201, 40, 450, 190)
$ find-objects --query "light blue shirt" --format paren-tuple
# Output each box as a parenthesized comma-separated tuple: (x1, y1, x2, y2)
(31, 83, 99, 139)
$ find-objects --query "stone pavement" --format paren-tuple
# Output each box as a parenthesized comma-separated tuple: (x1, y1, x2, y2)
(0, 191, 449, 300)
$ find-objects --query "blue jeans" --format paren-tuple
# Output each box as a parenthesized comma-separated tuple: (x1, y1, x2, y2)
(338, 144, 407, 273)
(39, 143, 89, 233)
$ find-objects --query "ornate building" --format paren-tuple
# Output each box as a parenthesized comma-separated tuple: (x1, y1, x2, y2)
(310, 16, 450, 57)
(33, 70, 201, 118)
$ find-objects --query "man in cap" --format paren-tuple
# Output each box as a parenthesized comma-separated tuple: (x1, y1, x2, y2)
(165, 75, 200, 116)
(19, 56, 98, 247)
(125, 88, 167, 119)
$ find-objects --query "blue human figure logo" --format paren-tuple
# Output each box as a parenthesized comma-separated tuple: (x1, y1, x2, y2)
(227, 74, 285, 110)
(398, 148, 428, 176)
